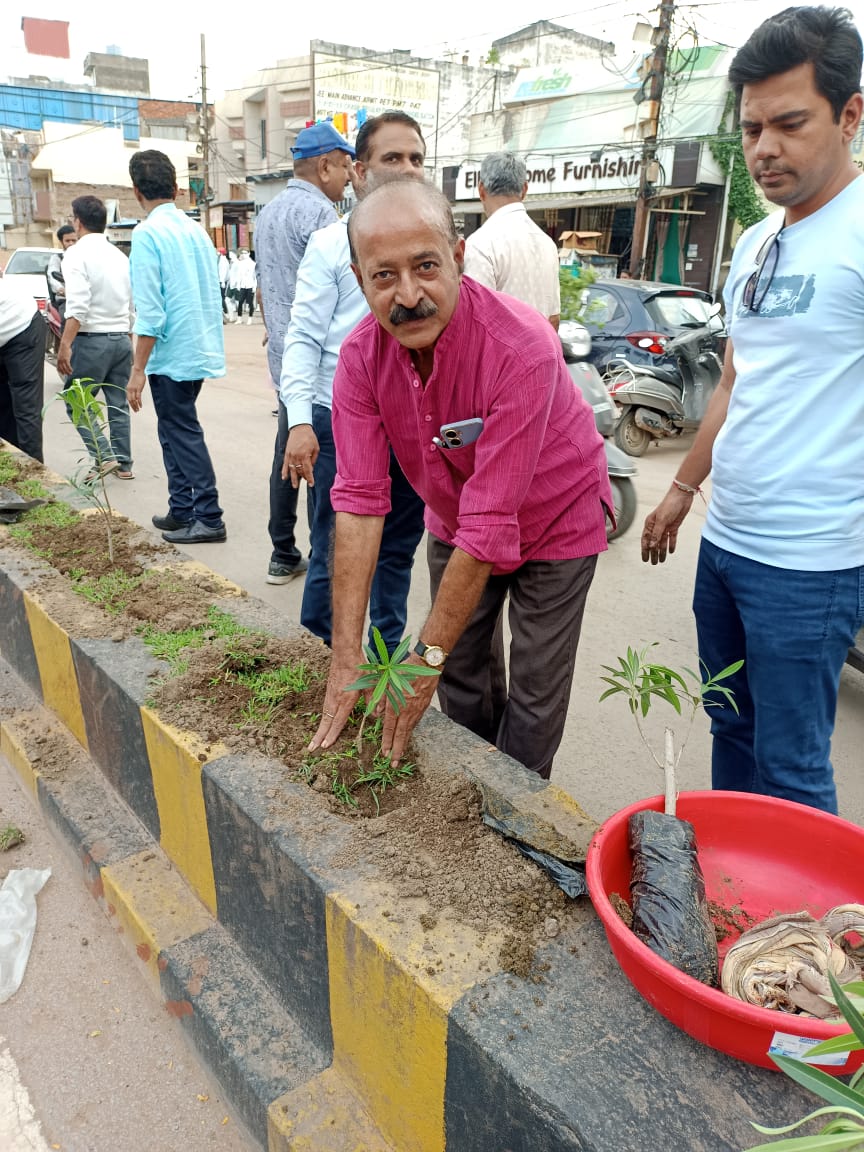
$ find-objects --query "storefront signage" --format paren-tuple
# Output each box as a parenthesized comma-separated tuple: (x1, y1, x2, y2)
(313, 52, 440, 140)
(455, 152, 648, 199)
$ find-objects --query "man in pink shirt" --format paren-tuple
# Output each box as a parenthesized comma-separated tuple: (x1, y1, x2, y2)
(310, 180, 610, 778)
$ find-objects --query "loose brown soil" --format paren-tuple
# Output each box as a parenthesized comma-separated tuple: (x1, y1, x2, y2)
(610, 892, 633, 928)
(709, 899, 756, 943)
(151, 632, 592, 976)
(1, 451, 592, 977)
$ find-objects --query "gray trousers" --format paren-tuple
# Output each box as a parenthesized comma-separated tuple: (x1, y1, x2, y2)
(68, 332, 133, 469)
(427, 535, 598, 779)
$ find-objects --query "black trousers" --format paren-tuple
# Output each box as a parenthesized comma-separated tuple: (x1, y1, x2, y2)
(0, 313, 46, 462)
(427, 536, 598, 779)
(149, 374, 223, 527)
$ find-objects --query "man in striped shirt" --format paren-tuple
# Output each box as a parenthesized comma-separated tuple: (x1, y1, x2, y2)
(310, 180, 611, 779)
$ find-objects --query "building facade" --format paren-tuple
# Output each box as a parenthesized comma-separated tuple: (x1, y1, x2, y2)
(452, 45, 734, 291)
(0, 59, 207, 256)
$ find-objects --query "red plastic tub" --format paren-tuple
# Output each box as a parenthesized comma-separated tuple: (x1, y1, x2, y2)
(586, 791, 864, 1073)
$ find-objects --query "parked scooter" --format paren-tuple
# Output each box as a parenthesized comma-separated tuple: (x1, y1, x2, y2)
(560, 321, 638, 541)
(607, 313, 724, 458)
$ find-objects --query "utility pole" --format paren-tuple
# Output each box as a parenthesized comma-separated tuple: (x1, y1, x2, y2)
(629, 0, 675, 277)
(199, 33, 211, 236)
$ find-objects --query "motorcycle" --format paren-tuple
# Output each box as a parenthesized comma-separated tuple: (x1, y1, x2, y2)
(560, 321, 638, 542)
(606, 312, 724, 458)
(42, 298, 63, 366)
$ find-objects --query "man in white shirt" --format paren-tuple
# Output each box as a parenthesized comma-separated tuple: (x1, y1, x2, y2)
(46, 224, 77, 319)
(0, 279, 45, 462)
(58, 195, 135, 480)
(233, 249, 257, 324)
(463, 152, 561, 329)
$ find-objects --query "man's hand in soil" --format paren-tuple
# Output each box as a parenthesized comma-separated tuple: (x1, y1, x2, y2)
(282, 424, 319, 488)
(308, 655, 364, 752)
(381, 661, 440, 766)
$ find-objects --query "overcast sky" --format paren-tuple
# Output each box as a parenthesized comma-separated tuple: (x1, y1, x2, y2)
(3, 1, 864, 102)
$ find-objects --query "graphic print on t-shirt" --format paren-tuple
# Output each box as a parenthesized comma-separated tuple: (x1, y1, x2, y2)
(738, 273, 816, 318)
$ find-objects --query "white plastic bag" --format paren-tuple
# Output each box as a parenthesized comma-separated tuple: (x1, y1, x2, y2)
(0, 868, 51, 1004)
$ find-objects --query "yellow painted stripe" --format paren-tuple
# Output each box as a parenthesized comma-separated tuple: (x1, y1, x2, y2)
(23, 593, 88, 750)
(101, 848, 213, 984)
(544, 783, 595, 822)
(326, 886, 497, 1152)
(0, 717, 41, 799)
(268, 1067, 393, 1152)
(140, 707, 217, 915)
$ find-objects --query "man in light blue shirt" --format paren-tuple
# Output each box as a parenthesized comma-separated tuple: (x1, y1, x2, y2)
(127, 150, 227, 544)
(280, 112, 427, 650)
(255, 121, 354, 585)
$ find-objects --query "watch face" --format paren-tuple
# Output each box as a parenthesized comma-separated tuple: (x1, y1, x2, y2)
(424, 646, 446, 668)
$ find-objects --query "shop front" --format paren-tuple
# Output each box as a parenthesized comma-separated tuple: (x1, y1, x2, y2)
(448, 145, 727, 292)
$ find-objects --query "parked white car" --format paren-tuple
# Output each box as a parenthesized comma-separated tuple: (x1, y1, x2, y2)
(1, 246, 55, 305)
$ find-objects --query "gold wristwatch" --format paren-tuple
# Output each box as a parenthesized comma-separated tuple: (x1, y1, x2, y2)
(414, 641, 448, 669)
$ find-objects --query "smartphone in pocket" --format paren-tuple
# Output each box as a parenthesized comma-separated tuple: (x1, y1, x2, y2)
(437, 417, 483, 449)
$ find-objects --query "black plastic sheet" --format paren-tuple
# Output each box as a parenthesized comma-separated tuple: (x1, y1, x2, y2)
(629, 809, 718, 986)
(482, 813, 587, 898)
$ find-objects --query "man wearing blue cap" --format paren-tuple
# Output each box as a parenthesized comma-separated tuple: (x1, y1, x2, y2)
(255, 121, 354, 585)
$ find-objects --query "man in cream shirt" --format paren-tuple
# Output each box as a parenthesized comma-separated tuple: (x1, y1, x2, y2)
(463, 151, 561, 329)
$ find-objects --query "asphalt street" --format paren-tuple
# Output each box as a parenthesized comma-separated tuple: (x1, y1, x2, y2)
(0, 746, 257, 1152)
(39, 317, 864, 826)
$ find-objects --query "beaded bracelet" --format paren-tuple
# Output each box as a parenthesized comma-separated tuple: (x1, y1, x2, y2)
(672, 477, 702, 496)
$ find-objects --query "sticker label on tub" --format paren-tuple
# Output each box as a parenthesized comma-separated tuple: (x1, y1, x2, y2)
(768, 1032, 849, 1066)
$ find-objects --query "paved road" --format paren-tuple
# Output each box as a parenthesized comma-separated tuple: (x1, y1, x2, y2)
(0, 746, 256, 1152)
(40, 319, 864, 826)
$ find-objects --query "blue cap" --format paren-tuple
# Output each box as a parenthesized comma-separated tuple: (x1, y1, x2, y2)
(291, 122, 355, 160)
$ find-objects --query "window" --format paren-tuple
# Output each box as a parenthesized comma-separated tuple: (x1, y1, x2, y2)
(583, 288, 622, 328)
(647, 294, 713, 328)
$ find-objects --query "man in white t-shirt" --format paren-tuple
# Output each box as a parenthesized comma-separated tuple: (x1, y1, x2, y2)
(642, 5, 864, 814)
(463, 152, 561, 329)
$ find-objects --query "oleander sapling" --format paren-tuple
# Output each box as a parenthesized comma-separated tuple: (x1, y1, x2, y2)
(599, 645, 743, 985)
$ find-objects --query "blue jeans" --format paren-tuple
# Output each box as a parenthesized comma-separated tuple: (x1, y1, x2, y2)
(693, 538, 864, 813)
(68, 333, 132, 469)
(268, 399, 303, 568)
(301, 404, 425, 652)
(148, 374, 223, 528)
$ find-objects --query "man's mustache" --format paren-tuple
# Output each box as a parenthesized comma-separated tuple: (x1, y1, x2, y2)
(390, 298, 438, 325)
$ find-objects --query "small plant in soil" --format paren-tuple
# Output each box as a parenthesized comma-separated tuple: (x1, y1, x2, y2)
(748, 971, 864, 1150)
(300, 715, 417, 814)
(599, 645, 743, 986)
(346, 628, 441, 753)
(0, 825, 24, 851)
(44, 378, 121, 563)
